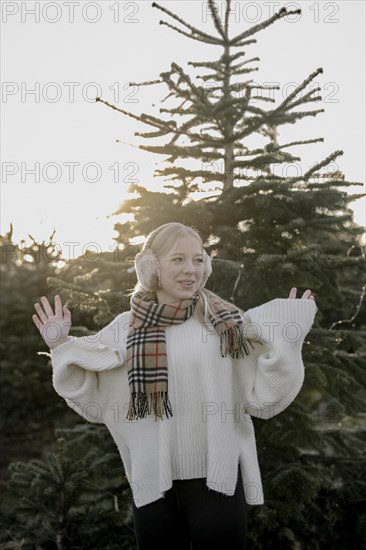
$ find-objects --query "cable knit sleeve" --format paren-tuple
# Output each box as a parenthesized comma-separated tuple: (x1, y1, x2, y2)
(233, 298, 317, 419)
(49, 311, 131, 423)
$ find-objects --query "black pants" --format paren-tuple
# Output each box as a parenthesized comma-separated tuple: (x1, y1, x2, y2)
(132, 464, 247, 550)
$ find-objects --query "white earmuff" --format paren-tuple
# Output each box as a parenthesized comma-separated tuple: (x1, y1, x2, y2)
(134, 248, 161, 292)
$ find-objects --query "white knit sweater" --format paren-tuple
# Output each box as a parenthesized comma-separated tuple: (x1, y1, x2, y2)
(50, 297, 317, 508)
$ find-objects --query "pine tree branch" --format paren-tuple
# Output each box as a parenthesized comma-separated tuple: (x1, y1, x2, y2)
(152, 2, 222, 44)
(231, 6, 301, 45)
(159, 72, 192, 103)
(170, 62, 212, 105)
(169, 118, 213, 146)
(127, 78, 162, 87)
(279, 138, 324, 149)
(232, 67, 259, 76)
(159, 106, 195, 116)
(221, 51, 247, 64)
(211, 94, 250, 115)
(250, 95, 276, 103)
(158, 20, 220, 45)
(208, 0, 226, 39)
(302, 150, 344, 182)
(286, 88, 322, 110)
(169, 129, 223, 146)
(224, 0, 231, 35)
(188, 60, 225, 70)
(233, 153, 301, 169)
(159, 90, 176, 105)
(46, 277, 116, 317)
(346, 193, 366, 202)
(269, 108, 325, 125)
(95, 97, 149, 123)
(46, 278, 98, 295)
(281, 68, 324, 108)
(158, 65, 209, 108)
(249, 84, 280, 92)
(240, 69, 324, 136)
(232, 39, 257, 48)
(234, 102, 325, 142)
(329, 282, 366, 330)
(306, 214, 352, 226)
(306, 180, 360, 189)
(155, 166, 226, 183)
(135, 128, 173, 138)
(136, 112, 176, 134)
(96, 97, 177, 134)
(231, 57, 260, 71)
(193, 71, 223, 81)
(235, 146, 263, 156)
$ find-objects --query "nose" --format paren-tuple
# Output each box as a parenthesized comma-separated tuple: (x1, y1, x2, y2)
(183, 261, 195, 273)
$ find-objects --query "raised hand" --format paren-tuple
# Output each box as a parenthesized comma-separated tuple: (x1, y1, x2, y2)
(32, 295, 72, 349)
(288, 287, 318, 312)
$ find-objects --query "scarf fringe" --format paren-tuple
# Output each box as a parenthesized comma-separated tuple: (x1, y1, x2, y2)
(220, 325, 252, 358)
(126, 391, 173, 422)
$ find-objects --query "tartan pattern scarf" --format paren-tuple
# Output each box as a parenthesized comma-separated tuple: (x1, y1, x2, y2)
(125, 290, 254, 422)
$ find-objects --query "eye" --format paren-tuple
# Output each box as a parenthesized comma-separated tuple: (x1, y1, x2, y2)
(172, 257, 182, 262)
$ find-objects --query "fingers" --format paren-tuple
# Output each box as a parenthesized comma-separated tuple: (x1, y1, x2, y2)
(34, 295, 65, 321)
(40, 296, 54, 318)
(33, 302, 48, 324)
(57, 294, 71, 321)
(288, 287, 297, 299)
(32, 314, 42, 331)
(54, 294, 62, 317)
(288, 288, 316, 301)
(33, 295, 71, 329)
(63, 305, 71, 322)
(32, 295, 72, 348)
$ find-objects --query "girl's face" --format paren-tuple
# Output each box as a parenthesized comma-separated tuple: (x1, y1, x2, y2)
(156, 234, 205, 304)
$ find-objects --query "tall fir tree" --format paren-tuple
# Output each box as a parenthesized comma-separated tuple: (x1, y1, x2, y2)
(94, 1, 366, 547)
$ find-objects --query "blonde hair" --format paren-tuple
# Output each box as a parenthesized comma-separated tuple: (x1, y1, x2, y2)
(126, 222, 236, 325)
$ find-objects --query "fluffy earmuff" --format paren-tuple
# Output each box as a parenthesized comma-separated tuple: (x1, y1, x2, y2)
(134, 247, 212, 292)
(134, 248, 161, 292)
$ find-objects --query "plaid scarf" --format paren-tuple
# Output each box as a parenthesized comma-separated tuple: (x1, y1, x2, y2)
(125, 290, 254, 422)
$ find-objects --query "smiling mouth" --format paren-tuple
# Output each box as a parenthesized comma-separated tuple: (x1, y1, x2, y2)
(178, 281, 194, 286)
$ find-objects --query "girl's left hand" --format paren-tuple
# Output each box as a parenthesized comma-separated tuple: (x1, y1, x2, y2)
(288, 287, 318, 312)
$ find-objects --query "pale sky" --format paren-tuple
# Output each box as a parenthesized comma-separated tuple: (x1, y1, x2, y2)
(1, 0, 365, 258)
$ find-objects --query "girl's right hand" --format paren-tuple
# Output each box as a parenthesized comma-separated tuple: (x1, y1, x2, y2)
(32, 295, 72, 349)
